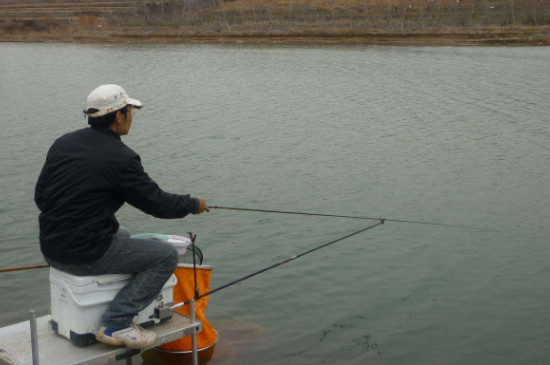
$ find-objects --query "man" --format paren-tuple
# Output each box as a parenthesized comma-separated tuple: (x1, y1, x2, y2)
(34, 84, 209, 349)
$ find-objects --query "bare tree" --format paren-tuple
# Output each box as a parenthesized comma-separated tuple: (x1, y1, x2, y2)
(387, 0, 395, 29)
(508, 0, 516, 24)
(400, 2, 410, 30)
(431, 0, 441, 28)
(216, 0, 231, 31)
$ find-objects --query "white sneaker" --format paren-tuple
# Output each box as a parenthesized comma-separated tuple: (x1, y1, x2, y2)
(96, 323, 157, 349)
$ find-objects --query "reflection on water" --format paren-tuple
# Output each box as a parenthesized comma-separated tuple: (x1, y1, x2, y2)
(143, 346, 215, 365)
(142, 319, 269, 364)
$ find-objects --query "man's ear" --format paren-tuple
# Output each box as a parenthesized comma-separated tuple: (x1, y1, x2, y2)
(115, 110, 124, 124)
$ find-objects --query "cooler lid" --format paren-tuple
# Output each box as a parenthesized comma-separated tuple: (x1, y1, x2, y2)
(49, 267, 131, 287)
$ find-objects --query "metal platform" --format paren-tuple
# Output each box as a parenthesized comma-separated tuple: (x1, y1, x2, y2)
(0, 313, 201, 365)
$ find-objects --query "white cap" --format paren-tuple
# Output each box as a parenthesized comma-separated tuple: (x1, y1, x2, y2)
(85, 84, 142, 117)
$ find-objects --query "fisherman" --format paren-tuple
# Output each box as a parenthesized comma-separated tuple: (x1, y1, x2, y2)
(34, 84, 209, 349)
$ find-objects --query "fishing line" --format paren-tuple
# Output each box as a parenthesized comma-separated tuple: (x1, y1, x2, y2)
(211, 205, 485, 231)
(172, 219, 384, 309)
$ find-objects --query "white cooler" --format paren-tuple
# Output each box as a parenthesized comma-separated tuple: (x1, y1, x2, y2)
(49, 268, 177, 346)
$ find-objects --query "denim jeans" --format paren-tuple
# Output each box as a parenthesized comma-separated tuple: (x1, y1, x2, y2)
(45, 228, 178, 328)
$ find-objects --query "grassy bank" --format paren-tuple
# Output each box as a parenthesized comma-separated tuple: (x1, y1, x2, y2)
(1, 0, 550, 45)
(2, 25, 550, 46)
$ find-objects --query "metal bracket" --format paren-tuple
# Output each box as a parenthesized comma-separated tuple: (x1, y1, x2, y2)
(115, 349, 140, 361)
(154, 302, 174, 321)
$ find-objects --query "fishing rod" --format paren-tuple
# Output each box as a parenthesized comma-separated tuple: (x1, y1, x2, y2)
(171, 219, 384, 309)
(1, 204, 480, 274)
(0, 264, 49, 273)
(211, 205, 482, 230)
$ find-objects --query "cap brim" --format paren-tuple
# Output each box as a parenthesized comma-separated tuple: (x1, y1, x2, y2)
(127, 97, 142, 109)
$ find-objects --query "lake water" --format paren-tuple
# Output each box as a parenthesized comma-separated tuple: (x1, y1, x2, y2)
(0, 43, 549, 365)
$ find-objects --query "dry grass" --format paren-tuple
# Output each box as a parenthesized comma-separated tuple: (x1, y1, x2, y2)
(2, 8, 132, 13)
(211, 0, 550, 28)
(1, 0, 549, 44)
(0, 1, 136, 8)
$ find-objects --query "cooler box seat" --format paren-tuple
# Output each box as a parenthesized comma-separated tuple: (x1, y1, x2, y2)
(49, 267, 177, 346)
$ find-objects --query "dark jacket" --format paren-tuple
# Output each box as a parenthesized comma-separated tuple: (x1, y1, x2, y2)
(35, 127, 200, 264)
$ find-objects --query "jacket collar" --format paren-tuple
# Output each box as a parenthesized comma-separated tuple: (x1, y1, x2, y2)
(90, 126, 121, 140)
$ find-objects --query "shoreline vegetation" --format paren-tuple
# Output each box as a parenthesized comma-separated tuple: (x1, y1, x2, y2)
(1, 0, 550, 45)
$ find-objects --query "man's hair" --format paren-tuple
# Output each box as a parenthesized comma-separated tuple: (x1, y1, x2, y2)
(86, 105, 128, 129)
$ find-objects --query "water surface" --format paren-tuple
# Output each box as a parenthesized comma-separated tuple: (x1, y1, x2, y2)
(0, 43, 549, 364)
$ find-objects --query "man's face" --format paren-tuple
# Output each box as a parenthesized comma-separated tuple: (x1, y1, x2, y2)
(117, 105, 133, 135)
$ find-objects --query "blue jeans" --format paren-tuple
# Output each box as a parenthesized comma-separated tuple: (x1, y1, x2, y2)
(45, 228, 178, 328)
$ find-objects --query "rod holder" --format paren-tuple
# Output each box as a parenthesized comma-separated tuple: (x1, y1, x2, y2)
(30, 310, 39, 365)
(190, 299, 198, 365)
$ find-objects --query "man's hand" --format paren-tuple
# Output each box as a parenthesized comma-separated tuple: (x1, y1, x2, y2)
(196, 197, 210, 214)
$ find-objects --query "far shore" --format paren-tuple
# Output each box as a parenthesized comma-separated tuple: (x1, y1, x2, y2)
(2, 26, 550, 46)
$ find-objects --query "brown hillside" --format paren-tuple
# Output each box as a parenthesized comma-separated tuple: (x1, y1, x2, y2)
(1, 0, 549, 44)
(211, 0, 550, 29)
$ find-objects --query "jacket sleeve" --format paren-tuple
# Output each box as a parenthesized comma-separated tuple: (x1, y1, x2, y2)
(116, 155, 200, 219)
(35, 154, 51, 211)
(35, 165, 46, 211)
